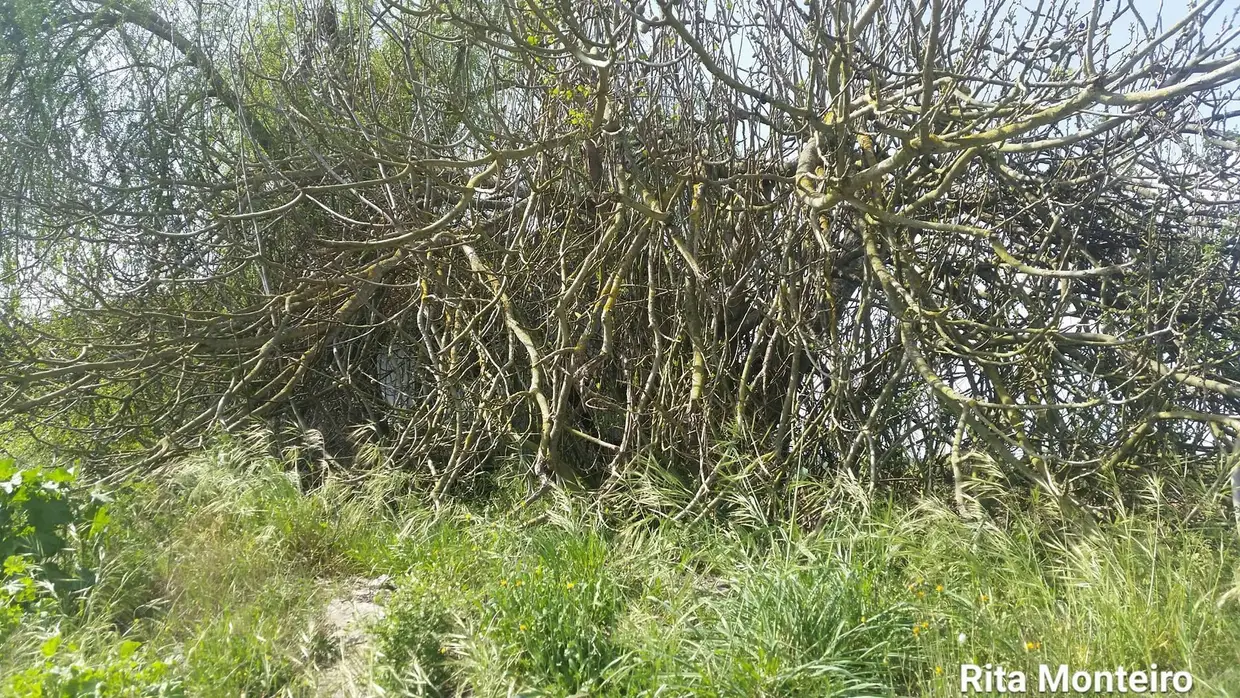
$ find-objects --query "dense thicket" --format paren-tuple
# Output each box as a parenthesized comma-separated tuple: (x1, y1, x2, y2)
(3, 0, 1240, 519)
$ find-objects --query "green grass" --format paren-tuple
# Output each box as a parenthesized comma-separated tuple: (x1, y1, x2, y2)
(1, 432, 402, 697)
(2, 435, 1240, 696)
(374, 502, 1240, 697)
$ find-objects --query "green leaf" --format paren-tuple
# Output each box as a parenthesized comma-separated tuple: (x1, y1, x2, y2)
(40, 633, 61, 657)
(46, 466, 75, 484)
(3, 555, 28, 576)
(87, 505, 111, 540)
(118, 639, 142, 660)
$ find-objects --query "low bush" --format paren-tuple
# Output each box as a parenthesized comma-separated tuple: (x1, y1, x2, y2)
(1, 457, 110, 634)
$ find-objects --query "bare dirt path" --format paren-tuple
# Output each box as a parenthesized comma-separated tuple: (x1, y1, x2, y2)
(312, 575, 392, 698)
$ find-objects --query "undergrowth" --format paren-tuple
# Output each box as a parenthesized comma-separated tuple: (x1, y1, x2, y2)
(0, 433, 1238, 696)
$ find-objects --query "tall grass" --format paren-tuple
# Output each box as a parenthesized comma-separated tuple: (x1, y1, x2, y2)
(2, 435, 1239, 696)
(375, 491, 1240, 696)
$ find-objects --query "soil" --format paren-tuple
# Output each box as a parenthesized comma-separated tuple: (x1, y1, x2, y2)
(312, 575, 393, 698)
